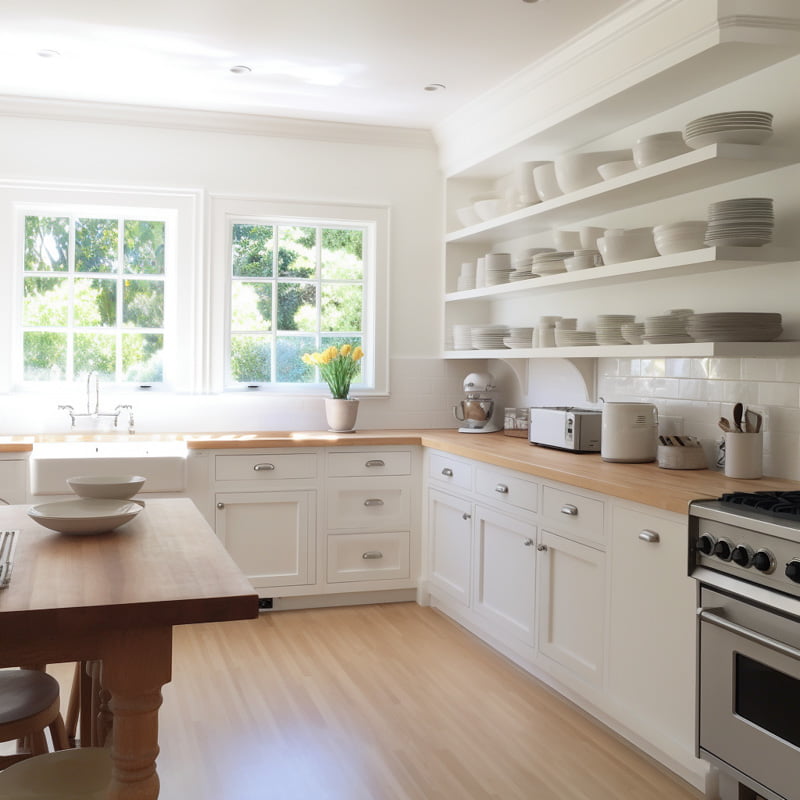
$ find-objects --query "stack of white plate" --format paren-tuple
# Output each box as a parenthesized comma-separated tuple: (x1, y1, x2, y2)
(503, 327, 535, 348)
(683, 111, 773, 149)
(554, 330, 598, 347)
(471, 325, 510, 349)
(643, 314, 693, 344)
(686, 312, 782, 342)
(595, 314, 636, 345)
(620, 322, 646, 344)
(705, 197, 774, 247)
(452, 324, 473, 351)
(485, 252, 513, 286)
(533, 251, 573, 275)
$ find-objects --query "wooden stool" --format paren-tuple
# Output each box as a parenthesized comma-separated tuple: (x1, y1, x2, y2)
(64, 661, 111, 748)
(0, 747, 111, 799)
(0, 669, 69, 768)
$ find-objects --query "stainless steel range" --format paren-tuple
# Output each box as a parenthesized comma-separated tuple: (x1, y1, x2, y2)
(689, 492, 800, 800)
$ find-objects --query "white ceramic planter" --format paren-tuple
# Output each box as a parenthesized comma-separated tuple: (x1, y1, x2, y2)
(324, 398, 359, 433)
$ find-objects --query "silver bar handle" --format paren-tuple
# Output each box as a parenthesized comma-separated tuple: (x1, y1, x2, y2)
(254, 463, 275, 471)
(638, 529, 660, 543)
(441, 468, 454, 477)
(362, 551, 384, 560)
(561, 504, 578, 516)
(699, 608, 800, 663)
(365, 459, 385, 467)
(495, 484, 509, 494)
(364, 498, 385, 507)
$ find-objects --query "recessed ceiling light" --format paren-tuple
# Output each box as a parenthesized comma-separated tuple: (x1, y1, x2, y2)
(37, 49, 60, 58)
(230, 65, 252, 75)
(424, 83, 446, 92)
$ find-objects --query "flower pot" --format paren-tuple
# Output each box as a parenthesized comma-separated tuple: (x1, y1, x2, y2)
(324, 398, 359, 433)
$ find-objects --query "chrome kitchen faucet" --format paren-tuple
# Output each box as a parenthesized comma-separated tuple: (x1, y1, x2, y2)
(58, 371, 135, 434)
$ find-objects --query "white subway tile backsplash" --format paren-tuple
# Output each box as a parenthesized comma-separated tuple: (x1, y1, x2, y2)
(640, 358, 666, 378)
(707, 358, 741, 381)
(741, 358, 779, 382)
(777, 358, 800, 382)
(759, 381, 800, 408)
(665, 358, 692, 379)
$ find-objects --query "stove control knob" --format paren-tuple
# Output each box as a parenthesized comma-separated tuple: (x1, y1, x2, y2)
(785, 560, 800, 583)
(731, 545, 753, 567)
(752, 550, 775, 573)
(696, 534, 716, 556)
(714, 539, 733, 561)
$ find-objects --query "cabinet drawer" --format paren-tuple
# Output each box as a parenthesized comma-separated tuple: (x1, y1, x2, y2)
(215, 453, 317, 481)
(428, 451, 473, 491)
(475, 466, 537, 514)
(542, 485, 605, 544)
(326, 477, 411, 531)
(327, 450, 411, 477)
(327, 531, 410, 583)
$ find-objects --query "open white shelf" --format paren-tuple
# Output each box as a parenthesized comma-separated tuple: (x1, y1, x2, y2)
(445, 246, 794, 301)
(445, 144, 798, 244)
(444, 341, 798, 360)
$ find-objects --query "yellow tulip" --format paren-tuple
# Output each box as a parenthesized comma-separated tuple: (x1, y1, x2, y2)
(352, 346, 364, 361)
(301, 353, 313, 365)
(340, 344, 352, 357)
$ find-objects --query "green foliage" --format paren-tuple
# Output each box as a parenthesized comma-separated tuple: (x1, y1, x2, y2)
(24, 216, 68, 272)
(75, 218, 117, 273)
(124, 220, 165, 275)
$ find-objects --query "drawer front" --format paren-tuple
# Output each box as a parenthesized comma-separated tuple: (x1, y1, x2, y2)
(327, 531, 410, 583)
(428, 451, 473, 491)
(475, 466, 537, 514)
(327, 477, 411, 531)
(327, 450, 411, 477)
(215, 453, 317, 482)
(542, 485, 605, 544)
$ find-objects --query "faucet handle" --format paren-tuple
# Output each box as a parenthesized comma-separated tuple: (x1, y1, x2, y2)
(115, 404, 135, 434)
(58, 404, 76, 429)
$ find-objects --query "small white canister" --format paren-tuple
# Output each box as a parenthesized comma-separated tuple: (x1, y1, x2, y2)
(724, 432, 763, 479)
(601, 402, 659, 463)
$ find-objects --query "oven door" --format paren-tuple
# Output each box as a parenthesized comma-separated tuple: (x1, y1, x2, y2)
(699, 586, 800, 800)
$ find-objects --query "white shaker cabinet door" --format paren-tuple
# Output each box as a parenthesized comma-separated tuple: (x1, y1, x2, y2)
(428, 488, 473, 607)
(472, 505, 536, 646)
(215, 490, 315, 590)
(606, 503, 696, 756)
(536, 530, 605, 686)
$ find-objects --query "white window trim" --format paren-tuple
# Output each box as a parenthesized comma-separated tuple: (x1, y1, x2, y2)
(209, 194, 390, 396)
(0, 180, 204, 394)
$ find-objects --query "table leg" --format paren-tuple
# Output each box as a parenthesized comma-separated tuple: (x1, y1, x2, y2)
(100, 627, 173, 800)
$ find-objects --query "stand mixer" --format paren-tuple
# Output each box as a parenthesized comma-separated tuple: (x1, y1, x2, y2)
(453, 372, 504, 433)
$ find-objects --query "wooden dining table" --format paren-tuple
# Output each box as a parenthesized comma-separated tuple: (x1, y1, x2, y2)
(0, 497, 258, 800)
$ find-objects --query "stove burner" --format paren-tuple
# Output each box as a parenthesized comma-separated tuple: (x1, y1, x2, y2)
(720, 491, 800, 520)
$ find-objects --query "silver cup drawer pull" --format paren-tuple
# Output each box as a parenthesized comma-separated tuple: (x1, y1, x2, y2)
(253, 463, 276, 472)
(441, 467, 454, 477)
(495, 484, 509, 494)
(362, 551, 384, 560)
(560, 504, 578, 516)
(365, 459, 385, 467)
(638, 529, 660, 543)
(364, 498, 385, 507)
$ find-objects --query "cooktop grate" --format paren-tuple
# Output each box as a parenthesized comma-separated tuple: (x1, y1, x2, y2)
(720, 491, 800, 519)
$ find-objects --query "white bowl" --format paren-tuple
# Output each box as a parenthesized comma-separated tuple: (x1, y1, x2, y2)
(67, 474, 146, 499)
(633, 132, 691, 168)
(473, 198, 505, 221)
(578, 226, 605, 250)
(597, 160, 636, 180)
(653, 221, 708, 255)
(456, 206, 482, 228)
(554, 230, 582, 251)
(564, 255, 597, 271)
(27, 498, 143, 535)
(554, 149, 632, 194)
(599, 228, 658, 264)
(532, 162, 562, 201)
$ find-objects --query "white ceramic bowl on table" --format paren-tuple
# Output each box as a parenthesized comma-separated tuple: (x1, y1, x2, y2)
(27, 498, 143, 535)
(67, 474, 146, 499)
(532, 162, 562, 201)
(554, 149, 631, 194)
(633, 132, 691, 168)
(600, 228, 658, 264)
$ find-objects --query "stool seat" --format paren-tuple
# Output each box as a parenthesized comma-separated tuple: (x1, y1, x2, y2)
(0, 747, 111, 799)
(0, 670, 60, 725)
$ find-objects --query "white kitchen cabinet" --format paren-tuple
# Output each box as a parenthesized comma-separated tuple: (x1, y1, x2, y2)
(536, 529, 605, 687)
(326, 531, 410, 584)
(427, 486, 473, 607)
(606, 501, 696, 762)
(326, 476, 412, 531)
(215, 490, 315, 590)
(472, 504, 536, 646)
(0, 458, 27, 505)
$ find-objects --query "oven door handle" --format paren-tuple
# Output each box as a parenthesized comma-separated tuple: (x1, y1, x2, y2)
(699, 607, 800, 663)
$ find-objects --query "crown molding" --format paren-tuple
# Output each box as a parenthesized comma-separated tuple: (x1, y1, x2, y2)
(0, 94, 436, 151)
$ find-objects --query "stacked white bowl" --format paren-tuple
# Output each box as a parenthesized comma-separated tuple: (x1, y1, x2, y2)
(595, 314, 636, 345)
(503, 327, 535, 348)
(533, 251, 572, 275)
(564, 250, 601, 271)
(683, 111, 773, 149)
(554, 149, 631, 193)
(484, 252, 513, 286)
(597, 228, 658, 264)
(653, 221, 708, 255)
(643, 309, 694, 344)
(510, 247, 554, 282)
(456, 261, 476, 291)
(705, 198, 774, 247)
(633, 132, 691, 168)
(532, 162, 562, 201)
(620, 322, 646, 344)
(554, 229, 582, 251)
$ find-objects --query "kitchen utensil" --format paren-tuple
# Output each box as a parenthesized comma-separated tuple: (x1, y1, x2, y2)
(453, 372, 503, 433)
(0, 529, 18, 589)
(733, 402, 744, 432)
(718, 417, 732, 432)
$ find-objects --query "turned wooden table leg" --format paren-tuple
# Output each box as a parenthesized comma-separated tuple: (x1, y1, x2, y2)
(100, 627, 173, 800)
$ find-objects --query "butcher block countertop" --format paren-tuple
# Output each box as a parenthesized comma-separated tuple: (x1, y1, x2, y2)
(6, 429, 799, 516)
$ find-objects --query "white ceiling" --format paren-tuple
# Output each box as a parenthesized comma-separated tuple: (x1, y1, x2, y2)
(0, 0, 630, 130)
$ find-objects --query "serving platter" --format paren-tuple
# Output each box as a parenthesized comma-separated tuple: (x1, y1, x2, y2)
(27, 499, 143, 535)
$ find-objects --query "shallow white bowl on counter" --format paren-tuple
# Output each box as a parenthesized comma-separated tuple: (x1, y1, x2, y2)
(67, 474, 146, 499)
(27, 498, 143, 535)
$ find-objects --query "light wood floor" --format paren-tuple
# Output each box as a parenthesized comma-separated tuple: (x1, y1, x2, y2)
(52, 602, 702, 800)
